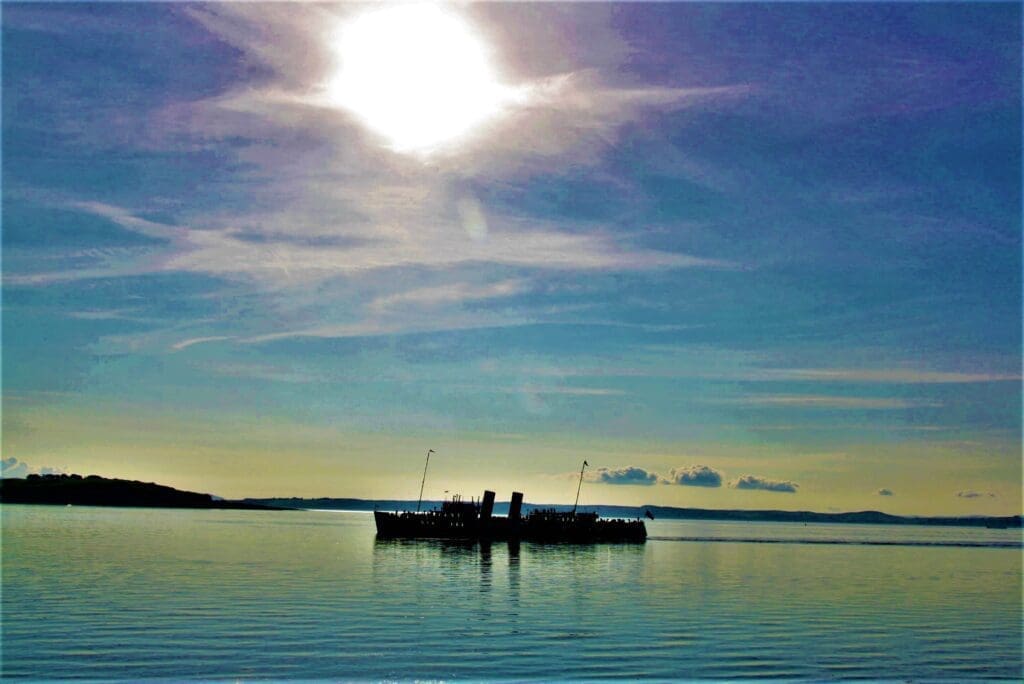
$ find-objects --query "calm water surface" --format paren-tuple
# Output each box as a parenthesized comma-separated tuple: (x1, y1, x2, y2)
(2, 505, 1021, 680)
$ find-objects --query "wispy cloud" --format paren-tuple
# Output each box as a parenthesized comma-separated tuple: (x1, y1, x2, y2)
(448, 383, 625, 398)
(181, 3, 752, 170)
(479, 360, 1017, 386)
(16, 201, 723, 286)
(171, 336, 234, 352)
(67, 308, 142, 321)
(457, 73, 752, 171)
(752, 423, 949, 433)
(368, 279, 529, 312)
(69, 201, 181, 241)
(6, 2, 745, 356)
(956, 490, 997, 499)
(244, 313, 533, 344)
(517, 386, 624, 397)
(732, 475, 799, 493)
(205, 362, 320, 385)
(754, 368, 1021, 384)
(732, 395, 942, 410)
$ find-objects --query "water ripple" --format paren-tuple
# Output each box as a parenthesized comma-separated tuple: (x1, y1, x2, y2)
(2, 506, 1021, 680)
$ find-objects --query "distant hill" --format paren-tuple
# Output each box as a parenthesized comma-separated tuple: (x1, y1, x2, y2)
(5, 477, 1016, 528)
(0, 474, 285, 510)
(640, 505, 1022, 528)
(246, 496, 1022, 529)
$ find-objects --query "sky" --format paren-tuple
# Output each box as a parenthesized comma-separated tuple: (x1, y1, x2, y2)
(2, 2, 1020, 516)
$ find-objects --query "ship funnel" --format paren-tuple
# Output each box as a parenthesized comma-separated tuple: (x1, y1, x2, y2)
(509, 491, 524, 522)
(480, 490, 496, 521)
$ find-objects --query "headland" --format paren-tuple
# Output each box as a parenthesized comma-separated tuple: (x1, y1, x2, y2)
(0, 474, 285, 510)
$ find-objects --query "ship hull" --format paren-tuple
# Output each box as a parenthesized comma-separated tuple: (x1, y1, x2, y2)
(374, 510, 517, 540)
(374, 510, 646, 543)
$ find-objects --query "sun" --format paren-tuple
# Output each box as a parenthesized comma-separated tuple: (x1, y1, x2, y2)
(325, 4, 515, 154)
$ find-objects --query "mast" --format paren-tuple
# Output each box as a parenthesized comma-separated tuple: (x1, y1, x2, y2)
(572, 459, 589, 515)
(416, 449, 435, 512)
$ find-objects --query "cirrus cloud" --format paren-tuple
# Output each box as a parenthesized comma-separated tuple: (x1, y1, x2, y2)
(731, 394, 942, 410)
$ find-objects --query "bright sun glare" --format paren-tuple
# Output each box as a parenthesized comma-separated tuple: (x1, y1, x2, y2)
(326, 4, 515, 154)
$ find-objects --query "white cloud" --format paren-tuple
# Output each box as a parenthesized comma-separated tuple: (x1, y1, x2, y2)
(517, 386, 624, 397)
(1, 457, 29, 479)
(69, 201, 181, 241)
(170, 336, 234, 352)
(665, 465, 723, 488)
(446, 383, 625, 398)
(178, 3, 751, 171)
(67, 308, 142, 321)
(732, 475, 799, 493)
(592, 466, 659, 486)
(27, 201, 722, 289)
(1, 457, 64, 478)
(183, 3, 340, 90)
(244, 311, 532, 344)
(732, 394, 942, 410)
(14, 198, 728, 345)
(446, 73, 751, 174)
(368, 279, 529, 312)
(755, 368, 1020, 384)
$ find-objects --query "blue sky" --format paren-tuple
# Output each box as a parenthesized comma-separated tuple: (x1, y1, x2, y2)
(2, 3, 1020, 514)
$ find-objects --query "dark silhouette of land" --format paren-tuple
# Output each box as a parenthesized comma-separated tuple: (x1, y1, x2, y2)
(246, 496, 1022, 529)
(0, 474, 285, 510)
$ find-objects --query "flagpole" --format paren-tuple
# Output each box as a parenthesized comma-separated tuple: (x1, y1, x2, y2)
(417, 449, 434, 512)
(572, 459, 588, 516)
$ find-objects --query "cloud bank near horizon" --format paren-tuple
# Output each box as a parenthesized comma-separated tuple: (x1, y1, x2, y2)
(1, 457, 64, 479)
(593, 466, 660, 486)
(590, 464, 800, 494)
(732, 475, 799, 494)
(665, 465, 724, 488)
(956, 490, 997, 499)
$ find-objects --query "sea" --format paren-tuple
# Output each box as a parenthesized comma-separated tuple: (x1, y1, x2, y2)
(2, 504, 1021, 681)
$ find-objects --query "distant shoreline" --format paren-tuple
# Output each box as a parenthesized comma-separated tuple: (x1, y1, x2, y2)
(2, 475, 1018, 528)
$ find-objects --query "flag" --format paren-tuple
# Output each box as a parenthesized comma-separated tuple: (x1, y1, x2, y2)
(583, 460, 589, 467)
(645, 510, 655, 520)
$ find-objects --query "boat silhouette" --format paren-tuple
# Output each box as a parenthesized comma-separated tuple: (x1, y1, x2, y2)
(374, 453, 646, 543)
(374, 490, 647, 543)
